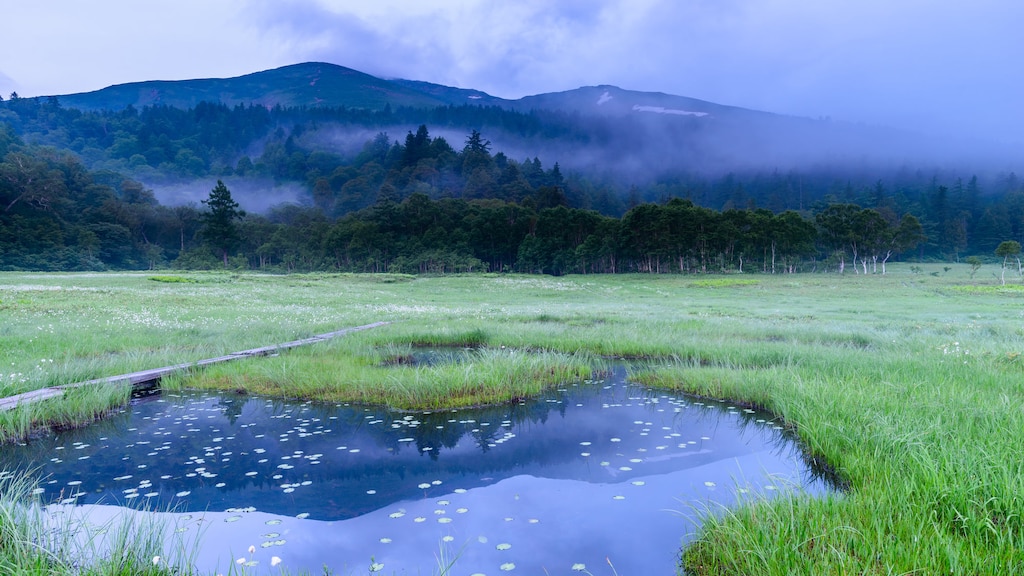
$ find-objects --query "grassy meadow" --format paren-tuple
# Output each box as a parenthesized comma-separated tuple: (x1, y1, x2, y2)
(1, 265, 1024, 574)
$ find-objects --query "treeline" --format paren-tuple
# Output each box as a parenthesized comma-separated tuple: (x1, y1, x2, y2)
(0, 116, 929, 274)
(4, 94, 1024, 262)
(0, 125, 171, 270)
(245, 193, 923, 275)
(3, 109, 1024, 273)
(0, 94, 583, 183)
(0, 116, 933, 272)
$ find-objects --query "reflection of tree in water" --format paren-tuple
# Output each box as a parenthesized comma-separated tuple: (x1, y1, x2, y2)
(297, 388, 574, 461)
(217, 396, 244, 424)
(0, 385, 604, 518)
(225, 383, 597, 479)
(264, 383, 577, 455)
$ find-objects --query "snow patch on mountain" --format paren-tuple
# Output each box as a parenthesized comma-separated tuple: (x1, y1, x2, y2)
(597, 91, 613, 105)
(632, 105, 708, 117)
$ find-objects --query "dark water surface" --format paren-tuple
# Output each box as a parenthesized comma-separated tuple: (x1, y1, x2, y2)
(1, 368, 832, 575)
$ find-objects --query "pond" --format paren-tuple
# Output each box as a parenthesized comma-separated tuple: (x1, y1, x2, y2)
(1, 367, 833, 575)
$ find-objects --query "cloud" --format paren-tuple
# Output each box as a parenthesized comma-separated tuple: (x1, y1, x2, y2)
(243, 0, 452, 83)
(0, 1, 288, 96)
(0, 0, 1021, 144)
(0, 70, 16, 98)
(228, 0, 1009, 146)
(145, 177, 307, 213)
(611, 1, 1024, 143)
(246, 1, 710, 97)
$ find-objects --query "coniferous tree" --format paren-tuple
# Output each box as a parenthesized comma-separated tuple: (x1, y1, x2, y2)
(201, 180, 244, 266)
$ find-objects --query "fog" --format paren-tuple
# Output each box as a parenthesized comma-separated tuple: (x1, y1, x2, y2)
(300, 107, 1021, 192)
(132, 92, 1021, 218)
(5, 1, 1022, 147)
(144, 177, 308, 213)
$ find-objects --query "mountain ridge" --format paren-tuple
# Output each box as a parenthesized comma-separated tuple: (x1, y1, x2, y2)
(51, 61, 786, 124)
(17, 61, 1004, 185)
(54, 62, 449, 111)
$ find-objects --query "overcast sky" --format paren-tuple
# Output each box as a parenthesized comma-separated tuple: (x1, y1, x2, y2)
(1, 1, 1020, 144)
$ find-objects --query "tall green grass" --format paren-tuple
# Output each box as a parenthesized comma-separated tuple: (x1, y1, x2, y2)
(634, 325, 1024, 573)
(0, 469, 196, 575)
(169, 340, 595, 410)
(0, 383, 130, 444)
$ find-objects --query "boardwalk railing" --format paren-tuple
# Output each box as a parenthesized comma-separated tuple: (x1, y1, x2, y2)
(0, 322, 389, 411)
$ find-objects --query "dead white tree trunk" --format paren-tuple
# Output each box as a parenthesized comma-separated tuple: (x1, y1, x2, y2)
(881, 250, 892, 275)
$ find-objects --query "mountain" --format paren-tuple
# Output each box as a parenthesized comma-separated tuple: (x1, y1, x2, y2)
(55, 62, 451, 111)
(387, 78, 509, 108)
(5, 62, 1017, 273)
(51, 62, 778, 123)
(511, 84, 746, 119)
(27, 61, 999, 181)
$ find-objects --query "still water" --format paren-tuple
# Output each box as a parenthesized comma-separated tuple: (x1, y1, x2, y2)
(1, 368, 831, 575)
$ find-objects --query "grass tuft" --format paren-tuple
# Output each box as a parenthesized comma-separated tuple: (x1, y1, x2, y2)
(172, 340, 595, 410)
(147, 275, 196, 284)
(0, 469, 195, 575)
(0, 383, 130, 444)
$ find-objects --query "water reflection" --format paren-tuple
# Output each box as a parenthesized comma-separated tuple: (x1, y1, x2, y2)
(1, 367, 832, 574)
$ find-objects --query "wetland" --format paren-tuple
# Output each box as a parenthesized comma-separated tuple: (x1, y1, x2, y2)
(1, 267, 1022, 574)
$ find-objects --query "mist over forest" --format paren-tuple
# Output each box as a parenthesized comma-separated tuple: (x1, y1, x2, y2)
(1, 63, 1022, 273)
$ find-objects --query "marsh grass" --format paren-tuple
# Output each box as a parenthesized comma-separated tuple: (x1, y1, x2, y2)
(4, 265, 1024, 574)
(0, 469, 197, 576)
(638, 333, 1024, 574)
(147, 275, 197, 284)
(170, 339, 595, 410)
(951, 283, 1024, 295)
(0, 382, 130, 444)
(688, 277, 760, 288)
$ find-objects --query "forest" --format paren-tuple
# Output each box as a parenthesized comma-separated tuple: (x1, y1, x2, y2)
(1, 93, 1022, 274)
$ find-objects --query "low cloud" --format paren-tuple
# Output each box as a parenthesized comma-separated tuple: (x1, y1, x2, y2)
(0, 70, 17, 97)
(240, 0, 1024, 145)
(1, 0, 1021, 145)
(144, 177, 308, 213)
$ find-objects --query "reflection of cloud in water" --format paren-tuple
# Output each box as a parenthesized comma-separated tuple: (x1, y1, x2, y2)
(70, 451, 807, 576)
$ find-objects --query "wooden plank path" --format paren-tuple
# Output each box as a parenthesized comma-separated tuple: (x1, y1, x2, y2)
(0, 321, 390, 412)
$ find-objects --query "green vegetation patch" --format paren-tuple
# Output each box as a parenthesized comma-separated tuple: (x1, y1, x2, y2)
(638, 334, 1024, 574)
(951, 283, 1024, 295)
(169, 338, 595, 410)
(689, 278, 761, 288)
(381, 328, 490, 348)
(0, 383, 130, 444)
(0, 469, 195, 575)
(146, 275, 197, 283)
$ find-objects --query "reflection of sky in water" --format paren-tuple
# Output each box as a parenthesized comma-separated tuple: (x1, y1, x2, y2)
(1, 368, 833, 574)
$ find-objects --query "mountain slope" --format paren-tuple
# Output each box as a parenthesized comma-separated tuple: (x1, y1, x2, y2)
(387, 79, 509, 108)
(30, 62, 988, 178)
(56, 62, 449, 111)
(511, 84, 746, 119)
(51, 62, 782, 122)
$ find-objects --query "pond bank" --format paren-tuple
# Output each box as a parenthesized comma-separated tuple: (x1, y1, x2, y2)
(3, 369, 831, 575)
(0, 322, 390, 412)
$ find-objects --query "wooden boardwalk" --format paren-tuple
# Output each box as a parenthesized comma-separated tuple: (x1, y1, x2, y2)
(0, 321, 389, 412)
